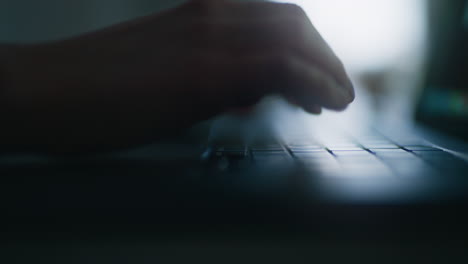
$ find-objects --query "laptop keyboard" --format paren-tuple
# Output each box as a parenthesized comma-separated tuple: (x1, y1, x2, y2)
(206, 131, 468, 178)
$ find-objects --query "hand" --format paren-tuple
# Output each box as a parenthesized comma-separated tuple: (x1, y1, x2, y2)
(2, 0, 354, 153)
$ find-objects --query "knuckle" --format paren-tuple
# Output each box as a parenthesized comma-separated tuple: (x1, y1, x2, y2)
(314, 68, 332, 88)
(316, 75, 330, 89)
(279, 16, 305, 42)
(271, 52, 296, 84)
(281, 3, 307, 18)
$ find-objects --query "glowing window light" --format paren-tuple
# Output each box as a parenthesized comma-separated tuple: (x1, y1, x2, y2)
(275, 0, 427, 73)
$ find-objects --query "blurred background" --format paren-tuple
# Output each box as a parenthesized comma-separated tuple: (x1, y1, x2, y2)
(1, 0, 430, 139)
(274, 0, 429, 137)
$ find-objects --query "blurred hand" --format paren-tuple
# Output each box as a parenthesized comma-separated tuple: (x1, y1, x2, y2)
(2, 0, 354, 153)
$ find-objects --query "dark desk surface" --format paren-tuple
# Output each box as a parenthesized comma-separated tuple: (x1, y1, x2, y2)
(1, 143, 468, 263)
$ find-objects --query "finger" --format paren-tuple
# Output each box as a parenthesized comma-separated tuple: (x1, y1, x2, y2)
(303, 104, 323, 114)
(226, 52, 352, 111)
(200, 1, 354, 99)
(275, 54, 351, 111)
(285, 96, 322, 114)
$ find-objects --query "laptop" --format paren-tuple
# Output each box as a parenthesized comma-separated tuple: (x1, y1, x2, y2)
(1, 0, 468, 241)
(198, 0, 468, 203)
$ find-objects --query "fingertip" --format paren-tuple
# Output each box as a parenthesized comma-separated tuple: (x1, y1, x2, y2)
(303, 104, 322, 114)
(285, 96, 300, 107)
(285, 96, 321, 114)
(345, 79, 355, 102)
(321, 78, 353, 110)
(327, 102, 349, 112)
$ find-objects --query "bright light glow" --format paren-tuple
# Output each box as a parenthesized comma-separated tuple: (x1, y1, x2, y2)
(275, 0, 427, 73)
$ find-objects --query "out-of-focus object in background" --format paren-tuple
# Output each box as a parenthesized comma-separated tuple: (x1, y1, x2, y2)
(415, 0, 468, 139)
(282, 0, 428, 121)
(285, 0, 427, 73)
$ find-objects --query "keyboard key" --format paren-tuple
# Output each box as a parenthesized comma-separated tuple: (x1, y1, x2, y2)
(403, 145, 439, 151)
(287, 141, 321, 147)
(251, 149, 285, 155)
(388, 138, 429, 146)
(289, 146, 326, 153)
(336, 153, 385, 166)
(327, 144, 363, 151)
(215, 146, 248, 159)
(304, 165, 343, 177)
(335, 154, 386, 168)
(294, 151, 333, 160)
(371, 148, 406, 153)
(252, 152, 293, 168)
(412, 150, 452, 158)
(252, 151, 289, 159)
(336, 162, 394, 178)
(299, 156, 338, 165)
(328, 150, 395, 178)
(339, 160, 387, 170)
(251, 148, 284, 152)
(355, 135, 399, 148)
(334, 168, 395, 179)
(294, 151, 340, 172)
(252, 150, 287, 156)
(252, 156, 289, 162)
(299, 155, 342, 176)
(361, 143, 400, 149)
(383, 159, 436, 178)
(332, 150, 373, 157)
(372, 149, 416, 160)
(250, 143, 284, 151)
(372, 149, 435, 177)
